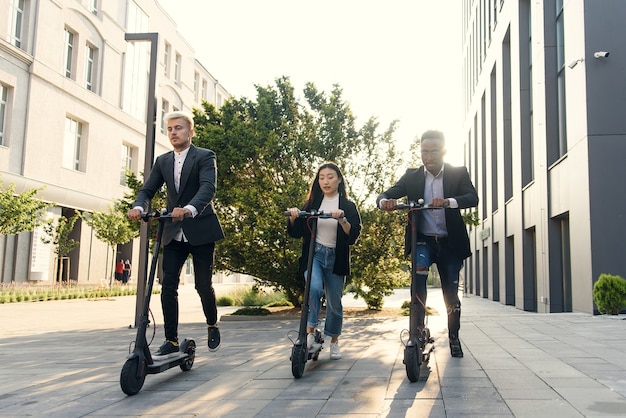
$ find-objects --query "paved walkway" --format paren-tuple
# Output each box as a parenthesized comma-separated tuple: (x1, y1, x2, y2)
(0, 285, 625, 417)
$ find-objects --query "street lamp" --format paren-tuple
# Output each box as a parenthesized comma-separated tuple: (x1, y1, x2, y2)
(124, 32, 158, 327)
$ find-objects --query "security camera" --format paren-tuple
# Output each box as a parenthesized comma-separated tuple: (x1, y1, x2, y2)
(594, 51, 610, 58)
(568, 58, 584, 69)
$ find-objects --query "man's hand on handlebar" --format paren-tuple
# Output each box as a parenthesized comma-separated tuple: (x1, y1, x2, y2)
(127, 208, 143, 221)
(379, 198, 398, 211)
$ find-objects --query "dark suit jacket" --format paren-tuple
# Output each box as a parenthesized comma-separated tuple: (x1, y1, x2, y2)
(287, 195, 362, 277)
(133, 145, 225, 246)
(376, 163, 478, 260)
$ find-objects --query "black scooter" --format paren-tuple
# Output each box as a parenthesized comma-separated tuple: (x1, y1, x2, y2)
(385, 200, 438, 382)
(120, 211, 196, 396)
(285, 209, 331, 378)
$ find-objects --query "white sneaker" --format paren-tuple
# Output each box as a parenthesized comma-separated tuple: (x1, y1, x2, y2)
(330, 342, 342, 359)
(306, 333, 320, 353)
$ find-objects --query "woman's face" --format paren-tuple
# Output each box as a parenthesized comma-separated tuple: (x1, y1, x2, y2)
(318, 167, 341, 197)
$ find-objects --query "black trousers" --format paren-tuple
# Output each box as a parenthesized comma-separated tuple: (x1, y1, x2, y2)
(161, 240, 217, 341)
(412, 235, 463, 340)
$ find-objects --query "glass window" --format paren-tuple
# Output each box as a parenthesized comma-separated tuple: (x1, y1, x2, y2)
(164, 43, 171, 78)
(120, 144, 133, 185)
(85, 44, 96, 91)
(63, 28, 75, 78)
(89, 0, 98, 15)
(0, 84, 8, 146)
(63, 117, 84, 171)
(161, 99, 169, 134)
(194, 72, 199, 102)
(174, 53, 181, 85)
(9, 0, 25, 48)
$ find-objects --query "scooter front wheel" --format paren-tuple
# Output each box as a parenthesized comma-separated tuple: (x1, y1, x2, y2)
(120, 357, 146, 395)
(404, 345, 422, 382)
(291, 343, 307, 379)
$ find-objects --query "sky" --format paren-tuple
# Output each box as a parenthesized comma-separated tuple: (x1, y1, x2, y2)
(158, 0, 464, 164)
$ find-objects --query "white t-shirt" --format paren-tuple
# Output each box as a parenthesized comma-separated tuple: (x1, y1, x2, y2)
(316, 194, 339, 248)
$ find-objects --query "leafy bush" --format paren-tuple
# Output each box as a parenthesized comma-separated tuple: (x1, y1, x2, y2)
(231, 307, 271, 316)
(593, 273, 626, 315)
(216, 295, 235, 306)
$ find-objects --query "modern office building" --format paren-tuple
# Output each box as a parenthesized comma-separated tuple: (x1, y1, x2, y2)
(0, 0, 229, 285)
(462, 0, 626, 314)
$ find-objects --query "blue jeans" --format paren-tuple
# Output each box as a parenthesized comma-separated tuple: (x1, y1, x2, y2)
(305, 243, 346, 338)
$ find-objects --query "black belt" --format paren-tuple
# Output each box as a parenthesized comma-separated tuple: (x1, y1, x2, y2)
(425, 235, 448, 243)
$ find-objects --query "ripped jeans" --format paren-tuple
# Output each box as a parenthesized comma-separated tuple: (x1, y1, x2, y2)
(412, 234, 463, 340)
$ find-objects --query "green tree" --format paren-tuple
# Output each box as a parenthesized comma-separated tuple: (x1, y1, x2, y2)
(81, 203, 137, 286)
(0, 180, 51, 236)
(194, 77, 407, 308)
(41, 213, 80, 282)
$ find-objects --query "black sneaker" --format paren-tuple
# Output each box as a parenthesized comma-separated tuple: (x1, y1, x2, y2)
(450, 339, 464, 358)
(208, 326, 221, 352)
(155, 340, 179, 356)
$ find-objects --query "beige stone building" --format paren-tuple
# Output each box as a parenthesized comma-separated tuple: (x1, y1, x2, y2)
(0, 0, 229, 285)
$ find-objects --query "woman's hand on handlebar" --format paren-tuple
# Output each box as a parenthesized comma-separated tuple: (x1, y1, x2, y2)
(286, 207, 300, 223)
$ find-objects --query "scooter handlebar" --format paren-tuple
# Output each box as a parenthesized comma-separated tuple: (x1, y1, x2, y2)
(140, 210, 175, 222)
(284, 210, 335, 218)
(382, 199, 443, 211)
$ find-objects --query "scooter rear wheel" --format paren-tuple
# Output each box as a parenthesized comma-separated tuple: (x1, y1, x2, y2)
(291, 343, 307, 379)
(180, 339, 196, 371)
(404, 345, 422, 382)
(120, 357, 146, 395)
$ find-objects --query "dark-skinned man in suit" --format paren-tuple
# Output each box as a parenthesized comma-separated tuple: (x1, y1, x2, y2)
(378, 130, 478, 358)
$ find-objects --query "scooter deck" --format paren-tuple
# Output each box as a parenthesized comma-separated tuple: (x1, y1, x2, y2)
(148, 352, 191, 374)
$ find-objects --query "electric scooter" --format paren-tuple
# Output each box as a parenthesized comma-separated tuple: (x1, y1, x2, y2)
(285, 209, 331, 378)
(383, 199, 438, 382)
(120, 211, 196, 396)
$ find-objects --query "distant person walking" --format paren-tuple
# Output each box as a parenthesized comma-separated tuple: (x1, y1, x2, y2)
(122, 259, 131, 284)
(115, 260, 124, 282)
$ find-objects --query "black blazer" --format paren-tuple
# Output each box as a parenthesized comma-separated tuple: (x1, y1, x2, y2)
(134, 145, 225, 246)
(287, 195, 361, 277)
(376, 163, 478, 260)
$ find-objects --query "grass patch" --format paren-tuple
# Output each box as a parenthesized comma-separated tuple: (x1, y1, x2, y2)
(0, 283, 159, 304)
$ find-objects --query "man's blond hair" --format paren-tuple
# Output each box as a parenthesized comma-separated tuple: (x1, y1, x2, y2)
(164, 111, 194, 130)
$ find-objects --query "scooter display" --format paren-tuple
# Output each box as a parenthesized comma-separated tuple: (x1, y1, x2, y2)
(285, 209, 332, 379)
(384, 199, 439, 382)
(120, 211, 196, 396)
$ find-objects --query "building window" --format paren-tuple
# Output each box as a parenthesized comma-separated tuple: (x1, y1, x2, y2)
(9, 0, 25, 48)
(161, 99, 169, 134)
(201, 79, 207, 100)
(164, 42, 171, 78)
(194, 71, 199, 102)
(0, 84, 8, 146)
(174, 53, 181, 85)
(120, 144, 133, 186)
(63, 27, 75, 79)
(89, 0, 98, 15)
(63, 117, 85, 172)
(84, 44, 96, 91)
